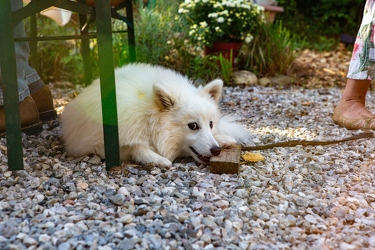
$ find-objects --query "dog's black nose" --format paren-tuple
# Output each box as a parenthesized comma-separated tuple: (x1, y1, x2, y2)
(210, 146, 221, 156)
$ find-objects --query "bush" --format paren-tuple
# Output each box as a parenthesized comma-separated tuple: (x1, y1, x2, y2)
(276, 0, 364, 51)
(133, 0, 182, 65)
(25, 16, 85, 84)
(237, 21, 302, 77)
(24, 0, 309, 86)
(25, 0, 182, 84)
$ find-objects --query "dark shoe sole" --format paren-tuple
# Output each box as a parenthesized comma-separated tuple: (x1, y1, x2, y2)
(39, 109, 58, 123)
(0, 121, 43, 138)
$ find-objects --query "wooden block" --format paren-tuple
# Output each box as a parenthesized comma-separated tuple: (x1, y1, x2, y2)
(209, 144, 241, 174)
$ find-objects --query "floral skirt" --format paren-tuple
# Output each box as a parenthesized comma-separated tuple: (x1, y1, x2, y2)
(348, 0, 375, 80)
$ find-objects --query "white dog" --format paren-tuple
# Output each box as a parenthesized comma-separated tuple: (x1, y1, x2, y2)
(61, 63, 253, 168)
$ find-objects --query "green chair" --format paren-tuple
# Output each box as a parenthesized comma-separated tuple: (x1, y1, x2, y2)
(0, 0, 136, 171)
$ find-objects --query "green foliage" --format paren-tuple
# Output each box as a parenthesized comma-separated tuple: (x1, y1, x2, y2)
(25, 0, 181, 84)
(276, 0, 363, 51)
(310, 36, 338, 52)
(237, 21, 302, 77)
(163, 32, 233, 84)
(217, 51, 233, 84)
(133, 0, 181, 65)
(184, 56, 222, 83)
(178, 0, 265, 48)
(25, 16, 84, 84)
(311, 0, 362, 35)
(187, 53, 234, 85)
(26, 0, 338, 86)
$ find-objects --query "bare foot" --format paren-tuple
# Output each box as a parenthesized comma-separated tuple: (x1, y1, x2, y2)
(337, 78, 373, 119)
(336, 100, 373, 119)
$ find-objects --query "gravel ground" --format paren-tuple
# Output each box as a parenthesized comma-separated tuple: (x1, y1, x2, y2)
(2, 82, 375, 250)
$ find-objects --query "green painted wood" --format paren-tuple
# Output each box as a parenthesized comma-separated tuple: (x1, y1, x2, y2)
(30, 14, 39, 71)
(14, 34, 99, 42)
(14, 31, 127, 42)
(3, 0, 133, 171)
(125, 0, 136, 62)
(79, 13, 93, 86)
(95, 0, 120, 170)
(0, 0, 24, 171)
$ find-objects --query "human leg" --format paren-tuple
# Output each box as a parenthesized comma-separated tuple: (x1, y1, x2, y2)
(10, 0, 57, 122)
(0, 0, 55, 137)
(335, 79, 372, 119)
(333, 0, 375, 129)
(332, 79, 375, 129)
(0, 0, 31, 105)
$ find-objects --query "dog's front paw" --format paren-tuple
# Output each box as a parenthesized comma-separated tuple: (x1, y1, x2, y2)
(138, 155, 172, 169)
(123, 145, 173, 169)
(214, 135, 237, 148)
(146, 157, 172, 169)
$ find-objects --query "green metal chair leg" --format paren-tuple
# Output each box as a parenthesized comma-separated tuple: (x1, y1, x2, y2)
(0, 0, 24, 171)
(95, 0, 120, 170)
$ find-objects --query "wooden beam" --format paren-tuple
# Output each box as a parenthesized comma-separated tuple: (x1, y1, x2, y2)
(209, 144, 241, 174)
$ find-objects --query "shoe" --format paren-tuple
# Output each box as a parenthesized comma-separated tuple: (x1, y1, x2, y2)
(332, 105, 375, 130)
(0, 96, 43, 137)
(31, 85, 57, 122)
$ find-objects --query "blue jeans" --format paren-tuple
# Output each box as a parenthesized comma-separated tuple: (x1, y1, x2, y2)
(0, 0, 42, 105)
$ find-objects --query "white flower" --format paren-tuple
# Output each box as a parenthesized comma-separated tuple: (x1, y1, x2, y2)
(221, 10, 229, 16)
(180, 0, 264, 47)
(217, 17, 225, 23)
(199, 21, 208, 27)
(245, 35, 253, 43)
(208, 13, 218, 18)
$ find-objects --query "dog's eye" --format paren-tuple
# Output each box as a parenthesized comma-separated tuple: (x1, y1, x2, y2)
(210, 121, 213, 129)
(188, 122, 199, 130)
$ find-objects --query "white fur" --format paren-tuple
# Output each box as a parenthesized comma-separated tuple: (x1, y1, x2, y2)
(61, 63, 253, 168)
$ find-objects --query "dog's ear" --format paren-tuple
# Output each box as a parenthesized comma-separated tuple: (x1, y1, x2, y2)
(153, 83, 175, 111)
(201, 79, 223, 103)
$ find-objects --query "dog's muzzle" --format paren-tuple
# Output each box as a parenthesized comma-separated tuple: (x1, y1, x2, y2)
(189, 146, 221, 163)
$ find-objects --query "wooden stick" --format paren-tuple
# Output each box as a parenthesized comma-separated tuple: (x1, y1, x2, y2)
(209, 132, 374, 174)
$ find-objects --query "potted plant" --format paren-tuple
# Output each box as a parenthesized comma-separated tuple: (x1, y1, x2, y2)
(178, 0, 265, 64)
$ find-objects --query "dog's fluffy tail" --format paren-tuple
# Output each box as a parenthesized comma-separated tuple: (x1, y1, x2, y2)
(217, 115, 254, 146)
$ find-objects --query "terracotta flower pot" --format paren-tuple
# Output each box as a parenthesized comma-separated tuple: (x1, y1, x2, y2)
(259, 5, 284, 23)
(204, 41, 242, 66)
